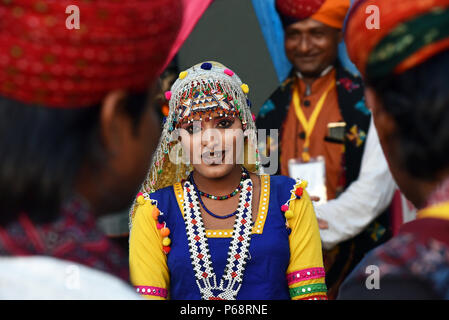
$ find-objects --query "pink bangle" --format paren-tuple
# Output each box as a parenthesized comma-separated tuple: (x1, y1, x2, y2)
(287, 267, 325, 286)
(135, 286, 168, 298)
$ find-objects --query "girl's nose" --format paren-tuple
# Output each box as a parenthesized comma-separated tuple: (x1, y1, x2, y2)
(201, 127, 221, 150)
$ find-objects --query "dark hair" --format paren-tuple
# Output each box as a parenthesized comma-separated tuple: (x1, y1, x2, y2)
(367, 50, 449, 181)
(0, 91, 149, 225)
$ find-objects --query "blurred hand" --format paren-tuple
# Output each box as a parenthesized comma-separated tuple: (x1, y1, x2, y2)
(317, 218, 329, 230)
(309, 195, 328, 229)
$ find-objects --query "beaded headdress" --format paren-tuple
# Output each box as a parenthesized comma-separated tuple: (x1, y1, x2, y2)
(129, 61, 260, 227)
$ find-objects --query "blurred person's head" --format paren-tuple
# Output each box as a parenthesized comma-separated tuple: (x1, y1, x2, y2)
(346, 0, 449, 208)
(0, 0, 182, 225)
(276, 0, 350, 77)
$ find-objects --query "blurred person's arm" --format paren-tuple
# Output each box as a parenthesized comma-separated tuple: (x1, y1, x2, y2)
(315, 118, 397, 250)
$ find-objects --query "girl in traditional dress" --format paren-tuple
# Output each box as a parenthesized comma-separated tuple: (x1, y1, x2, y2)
(129, 61, 326, 300)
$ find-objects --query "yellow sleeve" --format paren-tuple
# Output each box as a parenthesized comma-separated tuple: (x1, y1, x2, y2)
(286, 182, 327, 300)
(129, 199, 170, 300)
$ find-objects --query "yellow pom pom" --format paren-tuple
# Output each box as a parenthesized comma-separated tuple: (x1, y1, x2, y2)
(300, 180, 308, 189)
(179, 71, 188, 79)
(284, 210, 294, 219)
(241, 83, 249, 94)
(162, 237, 171, 246)
(137, 195, 145, 205)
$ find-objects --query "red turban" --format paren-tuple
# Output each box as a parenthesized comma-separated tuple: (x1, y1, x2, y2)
(346, 0, 449, 80)
(276, 0, 350, 29)
(0, 0, 182, 108)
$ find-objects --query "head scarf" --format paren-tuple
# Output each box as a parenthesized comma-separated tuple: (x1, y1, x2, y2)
(0, 0, 182, 108)
(276, 0, 350, 29)
(345, 0, 449, 80)
(129, 61, 259, 227)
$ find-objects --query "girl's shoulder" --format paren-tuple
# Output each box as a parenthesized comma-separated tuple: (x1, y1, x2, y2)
(265, 175, 308, 205)
(266, 175, 298, 194)
(147, 182, 182, 202)
(268, 174, 296, 186)
(142, 182, 184, 216)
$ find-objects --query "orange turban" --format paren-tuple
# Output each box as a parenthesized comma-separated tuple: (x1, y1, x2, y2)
(276, 0, 350, 29)
(0, 0, 183, 108)
(345, 0, 449, 80)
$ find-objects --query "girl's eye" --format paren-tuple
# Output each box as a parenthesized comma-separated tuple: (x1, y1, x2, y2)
(185, 125, 201, 134)
(217, 119, 234, 128)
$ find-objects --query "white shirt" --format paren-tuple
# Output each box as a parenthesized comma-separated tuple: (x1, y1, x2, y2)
(0, 256, 141, 300)
(315, 117, 397, 250)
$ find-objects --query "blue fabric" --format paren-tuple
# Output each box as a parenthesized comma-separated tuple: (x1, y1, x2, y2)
(150, 175, 296, 300)
(258, 98, 276, 118)
(251, 0, 360, 83)
(251, 0, 292, 83)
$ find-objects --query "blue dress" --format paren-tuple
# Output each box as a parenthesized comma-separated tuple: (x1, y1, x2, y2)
(130, 175, 327, 300)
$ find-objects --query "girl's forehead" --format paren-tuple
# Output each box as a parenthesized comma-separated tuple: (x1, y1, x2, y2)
(177, 91, 235, 120)
(179, 112, 239, 126)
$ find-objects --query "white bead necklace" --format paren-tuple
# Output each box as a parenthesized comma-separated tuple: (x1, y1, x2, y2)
(182, 177, 253, 300)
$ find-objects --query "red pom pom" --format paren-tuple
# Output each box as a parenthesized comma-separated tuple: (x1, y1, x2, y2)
(295, 187, 303, 197)
(281, 204, 289, 212)
(162, 246, 171, 254)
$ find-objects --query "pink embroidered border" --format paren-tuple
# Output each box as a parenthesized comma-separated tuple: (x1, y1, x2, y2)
(287, 267, 325, 286)
(135, 286, 168, 298)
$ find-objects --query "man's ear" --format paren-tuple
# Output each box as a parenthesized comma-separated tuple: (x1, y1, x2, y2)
(100, 89, 128, 155)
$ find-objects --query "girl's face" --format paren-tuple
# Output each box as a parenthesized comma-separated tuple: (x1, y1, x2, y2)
(179, 113, 244, 179)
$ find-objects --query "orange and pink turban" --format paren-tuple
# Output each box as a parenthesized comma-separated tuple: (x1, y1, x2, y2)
(275, 0, 350, 29)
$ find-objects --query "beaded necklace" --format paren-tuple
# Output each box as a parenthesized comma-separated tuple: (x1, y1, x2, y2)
(182, 177, 253, 300)
(189, 168, 250, 219)
(197, 168, 248, 200)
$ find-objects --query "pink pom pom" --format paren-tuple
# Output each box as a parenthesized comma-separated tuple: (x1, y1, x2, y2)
(164, 91, 172, 100)
(252, 114, 256, 122)
(136, 192, 143, 198)
(156, 223, 164, 230)
(281, 204, 289, 212)
(224, 69, 234, 77)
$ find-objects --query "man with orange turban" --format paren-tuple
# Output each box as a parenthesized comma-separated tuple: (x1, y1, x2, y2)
(0, 0, 182, 298)
(339, 0, 449, 299)
(256, 0, 396, 298)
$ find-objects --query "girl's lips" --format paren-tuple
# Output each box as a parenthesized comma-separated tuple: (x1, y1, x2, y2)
(202, 150, 226, 164)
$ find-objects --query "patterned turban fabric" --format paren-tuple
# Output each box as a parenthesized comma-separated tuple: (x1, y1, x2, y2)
(0, 0, 183, 108)
(345, 0, 449, 80)
(275, 0, 350, 29)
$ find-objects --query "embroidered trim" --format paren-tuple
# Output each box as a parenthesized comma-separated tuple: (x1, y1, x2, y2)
(253, 175, 270, 234)
(206, 230, 233, 237)
(289, 283, 327, 298)
(183, 178, 253, 300)
(135, 286, 168, 298)
(174, 175, 271, 237)
(287, 267, 326, 286)
(174, 182, 185, 209)
(298, 294, 328, 300)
